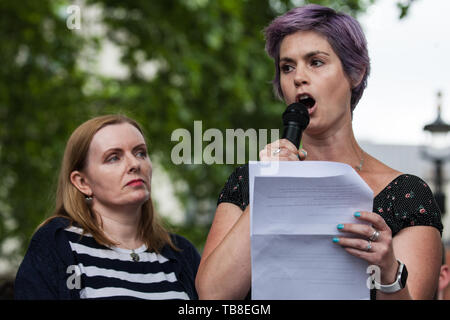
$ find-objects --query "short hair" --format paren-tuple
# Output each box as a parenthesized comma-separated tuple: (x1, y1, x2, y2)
(264, 4, 370, 112)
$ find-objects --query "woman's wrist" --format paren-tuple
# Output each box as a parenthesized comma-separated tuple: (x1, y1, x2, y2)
(379, 259, 400, 285)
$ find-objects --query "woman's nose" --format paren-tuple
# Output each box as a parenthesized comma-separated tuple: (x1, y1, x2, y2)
(127, 154, 141, 173)
(294, 67, 309, 88)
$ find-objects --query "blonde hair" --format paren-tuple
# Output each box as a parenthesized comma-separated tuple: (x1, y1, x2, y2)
(40, 114, 177, 253)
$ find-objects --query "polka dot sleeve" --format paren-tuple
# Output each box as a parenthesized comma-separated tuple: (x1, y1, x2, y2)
(374, 174, 443, 236)
(216, 164, 249, 211)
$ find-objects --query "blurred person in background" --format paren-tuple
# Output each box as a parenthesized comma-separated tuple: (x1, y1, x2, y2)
(437, 240, 450, 300)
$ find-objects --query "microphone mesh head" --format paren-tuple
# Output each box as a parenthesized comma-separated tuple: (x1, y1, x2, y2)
(282, 102, 310, 129)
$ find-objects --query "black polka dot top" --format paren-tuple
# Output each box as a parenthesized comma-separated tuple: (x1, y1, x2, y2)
(217, 164, 443, 236)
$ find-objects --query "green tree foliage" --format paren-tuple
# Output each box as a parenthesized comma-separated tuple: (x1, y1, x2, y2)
(82, 0, 379, 223)
(0, 0, 415, 272)
(0, 1, 94, 269)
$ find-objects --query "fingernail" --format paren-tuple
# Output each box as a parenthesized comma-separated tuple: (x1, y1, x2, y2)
(332, 237, 340, 243)
(300, 150, 307, 158)
(354, 212, 361, 217)
(337, 224, 344, 230)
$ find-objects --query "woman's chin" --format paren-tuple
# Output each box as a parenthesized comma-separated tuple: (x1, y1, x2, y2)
(123, 191, 151, 207)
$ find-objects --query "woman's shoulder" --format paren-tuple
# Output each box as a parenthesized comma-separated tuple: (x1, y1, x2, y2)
(367, 154, 436, 209)
(28, 216, 76, 266)
(31, 216, 72, 244)
(360, 155, 402, 196)
(169, 233, 198, 253)
(364, 155, 443, 235)
(379, 173, 440, 214)
(165, 233, 201, 269)
(15, 216, 77, 299)
(363, 153, 431, 196)
(375, 173, 443, 235)
(379, 173, 432, 195)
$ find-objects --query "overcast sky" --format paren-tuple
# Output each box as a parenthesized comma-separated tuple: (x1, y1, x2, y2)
(354, 0, 450, 146)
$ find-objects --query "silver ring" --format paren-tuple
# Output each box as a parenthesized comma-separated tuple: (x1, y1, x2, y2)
(366, 240, 372, 252)
(272, 148, 281, 156)
(369, 230, 380, 242)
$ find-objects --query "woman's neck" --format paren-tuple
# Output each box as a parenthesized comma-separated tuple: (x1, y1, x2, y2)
(92, 203, 143, 249)
(302, 123, 364, 171)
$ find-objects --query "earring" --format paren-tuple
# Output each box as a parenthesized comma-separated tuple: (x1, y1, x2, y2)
(85, 195, 93, 205)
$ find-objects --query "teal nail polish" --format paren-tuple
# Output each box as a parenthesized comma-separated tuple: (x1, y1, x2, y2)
(332, 237, 340, 243)
(354, 212, 361, 217)
(337, 224, 344, 230)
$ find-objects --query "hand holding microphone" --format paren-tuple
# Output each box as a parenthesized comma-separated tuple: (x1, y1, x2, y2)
(259, 102, 310, 161)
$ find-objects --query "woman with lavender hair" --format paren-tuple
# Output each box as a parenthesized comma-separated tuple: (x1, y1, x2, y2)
(196, 4, 443, 299)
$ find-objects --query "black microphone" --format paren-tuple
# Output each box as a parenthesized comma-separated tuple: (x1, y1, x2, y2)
(282, 102, 310, 149)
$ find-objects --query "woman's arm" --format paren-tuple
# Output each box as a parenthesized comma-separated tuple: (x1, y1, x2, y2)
(15, 236, 60, 299)
(196, 140, 306, 299)
(379, 226, 442, 300)
(336, 211, 441, 300)
(195, 203, 251, 299)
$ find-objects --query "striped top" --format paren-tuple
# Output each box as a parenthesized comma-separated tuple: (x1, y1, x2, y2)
(64, 226, 190, 300)
(15, 217, 200, 300)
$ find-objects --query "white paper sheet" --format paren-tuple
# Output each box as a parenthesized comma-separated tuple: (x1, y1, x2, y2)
(249, 161, 374, 300)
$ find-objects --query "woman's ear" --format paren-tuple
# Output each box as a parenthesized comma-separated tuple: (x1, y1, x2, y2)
(439, 265, 450, 291)
(70, 170, 92, 196)
(352, 68, 366, 89)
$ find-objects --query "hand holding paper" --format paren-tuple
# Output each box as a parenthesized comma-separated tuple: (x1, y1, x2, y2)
(249, 161, 374, 300)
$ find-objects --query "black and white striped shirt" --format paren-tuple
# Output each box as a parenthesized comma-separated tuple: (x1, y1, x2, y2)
(65, 226, 190, 300)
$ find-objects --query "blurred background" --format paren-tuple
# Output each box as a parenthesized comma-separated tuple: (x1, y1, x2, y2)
(1, 0, 450, 299)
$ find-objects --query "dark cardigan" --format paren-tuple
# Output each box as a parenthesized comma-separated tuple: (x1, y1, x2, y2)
(14, 217, 200, 300)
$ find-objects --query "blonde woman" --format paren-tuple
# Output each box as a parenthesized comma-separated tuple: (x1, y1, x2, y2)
(15, 115, 200, 300)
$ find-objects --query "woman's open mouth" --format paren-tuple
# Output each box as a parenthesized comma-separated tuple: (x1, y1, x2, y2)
(297, 94, 316, 115)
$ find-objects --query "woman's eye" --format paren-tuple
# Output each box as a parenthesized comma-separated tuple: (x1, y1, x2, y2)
(106, 155, 119, 163)
(281, 64, 294, 73)
(136, 150, 147, 158)
(311, 59, 324, 67)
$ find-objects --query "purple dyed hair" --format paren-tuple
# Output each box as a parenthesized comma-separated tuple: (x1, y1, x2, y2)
(264, 4, 370, 112)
